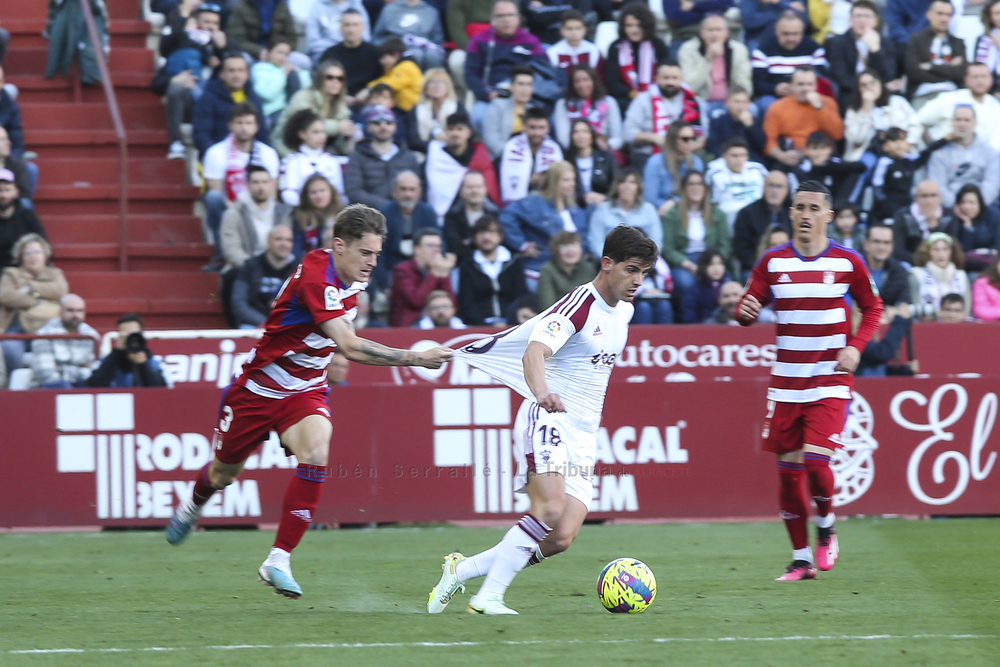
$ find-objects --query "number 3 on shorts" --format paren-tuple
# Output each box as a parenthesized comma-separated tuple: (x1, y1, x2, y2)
(219, 405, 234, 433)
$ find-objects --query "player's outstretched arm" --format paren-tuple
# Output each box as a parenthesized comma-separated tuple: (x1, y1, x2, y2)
(523, 341, 565, 413)
(321, 317, 453, 368)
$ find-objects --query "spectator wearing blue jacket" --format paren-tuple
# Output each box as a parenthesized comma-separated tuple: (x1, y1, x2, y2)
(464, 0, 549, 128)
(192, 53, 268, 157)
(586, 168, 663, 259)
(642, 121, 705, 216)
(0, 68, 24, 159)
(707, 87, 766, 161)
(499, 161, 588, 286)
(884, 0, 931, 74)
(738, 0, 807, 52)
(679, 247, 730, 323)
(375, 171, 440, 289)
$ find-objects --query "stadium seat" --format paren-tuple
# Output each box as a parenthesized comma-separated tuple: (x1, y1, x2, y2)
(595, 22, 618, 58)
(8, 368, 33, 391)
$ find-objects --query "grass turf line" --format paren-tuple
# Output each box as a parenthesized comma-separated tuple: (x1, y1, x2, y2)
(1, 518, 997, 667)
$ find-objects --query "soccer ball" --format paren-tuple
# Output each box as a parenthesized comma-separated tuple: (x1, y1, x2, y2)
(597, 558, 657, 613)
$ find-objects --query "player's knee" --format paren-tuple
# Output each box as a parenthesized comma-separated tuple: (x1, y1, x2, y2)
(547, 533, 575, 555)
(209, 471, 237, 488)
(536, 504, 564, 529)
(295, 446, 328, 467)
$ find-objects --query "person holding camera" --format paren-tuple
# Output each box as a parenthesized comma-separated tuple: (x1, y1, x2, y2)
(86, 313, 168, 388)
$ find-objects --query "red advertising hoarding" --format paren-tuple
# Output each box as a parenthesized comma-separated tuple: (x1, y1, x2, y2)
(144, 322, 1000, 390)
(1, 377, 996, 528)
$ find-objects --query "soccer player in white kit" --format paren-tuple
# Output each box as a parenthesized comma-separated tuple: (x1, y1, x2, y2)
(426, 225, 659, 615)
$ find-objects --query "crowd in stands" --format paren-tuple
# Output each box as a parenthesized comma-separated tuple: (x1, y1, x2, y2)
(4, 0, 1000, 388)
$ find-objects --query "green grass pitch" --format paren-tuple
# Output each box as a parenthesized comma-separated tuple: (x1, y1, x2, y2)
(2, 518, 997, 666)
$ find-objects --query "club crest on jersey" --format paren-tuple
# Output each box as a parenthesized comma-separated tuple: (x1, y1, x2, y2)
(823, 270, 835, 285)
(324, 285, 342, 311)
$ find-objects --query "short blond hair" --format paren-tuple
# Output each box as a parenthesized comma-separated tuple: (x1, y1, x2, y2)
(11, 233, 51, 264)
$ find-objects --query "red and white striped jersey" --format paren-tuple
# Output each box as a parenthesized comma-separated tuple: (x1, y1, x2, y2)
(236, 249, 365, 399)
(739, 242, 883, 403)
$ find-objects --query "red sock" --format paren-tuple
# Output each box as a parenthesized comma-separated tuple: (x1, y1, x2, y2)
(777, 461, 809, 550)
(804, 452, 834, 518)
(273, 464, 326, 552)
(192, 462, 216, 507)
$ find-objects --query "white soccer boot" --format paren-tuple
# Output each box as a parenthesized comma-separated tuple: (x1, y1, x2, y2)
(427, 552, 467, 613)
(467, 595, 519, 615)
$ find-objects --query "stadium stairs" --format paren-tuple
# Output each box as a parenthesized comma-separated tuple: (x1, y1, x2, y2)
(5, 0, 226, 330)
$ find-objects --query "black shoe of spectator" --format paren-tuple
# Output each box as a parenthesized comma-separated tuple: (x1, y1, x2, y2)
(201, 258, 225, 273)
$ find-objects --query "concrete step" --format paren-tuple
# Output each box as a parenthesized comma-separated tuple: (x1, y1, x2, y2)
(43, 215, 205, 244)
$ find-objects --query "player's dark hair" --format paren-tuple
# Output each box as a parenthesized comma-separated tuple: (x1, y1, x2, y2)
(795, 180, 833, 208)
(524, 106, 550, 122)
(229, 101, 259, 124)
(721, 136, 749, 154)
(941, 292, 965, 308)
(471, 215, 502, 237)
(283, 108, 322, 152)
(378, 38, 406, 58)
(805, 131, 832, 148)
(117, 312, 143, 327)
(333, 204, 388, 242)
(602, 224, 658, 265)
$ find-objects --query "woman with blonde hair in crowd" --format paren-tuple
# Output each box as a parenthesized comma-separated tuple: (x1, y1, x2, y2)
(282, 173, 344, 258)
(272, 60, 357, 156)
(661, 170, 729, 303)
(407, 68, 462, 153)
(0, 233, 68, 373)
(499, 161, 588, 289)
(909, 232, 971, 320)
(643, 120, 704, 217)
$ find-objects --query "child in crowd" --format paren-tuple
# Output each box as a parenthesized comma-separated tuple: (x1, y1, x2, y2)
(547, 10, 602, 77)
(705, 136, 768, 230)
(870, 126, 951, 223)
(680, 247, 729, 324)
(707, 87, 766, 161)
(252, 38, 311, 124)
(357, 38, 423, 112)
(828, 201, 865, 249)
(792, 132, 866, 204)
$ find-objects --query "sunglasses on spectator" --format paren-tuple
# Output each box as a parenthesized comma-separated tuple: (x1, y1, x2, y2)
(679, 135, 697, 142)
(325, 74, 346, 81)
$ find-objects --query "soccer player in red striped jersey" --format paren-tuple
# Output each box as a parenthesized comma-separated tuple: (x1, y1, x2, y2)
(736, 181, 883, 581)
(165, 204, 452, 599)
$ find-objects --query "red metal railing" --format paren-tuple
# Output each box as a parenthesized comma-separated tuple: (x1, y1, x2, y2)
(79, 0, 129, 272)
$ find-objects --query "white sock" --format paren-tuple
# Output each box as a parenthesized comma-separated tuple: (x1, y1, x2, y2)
(473, 515, 550, 601)
(265, 547, 291, 568)
(815, 512, 836, 529)
(793, 547, 814, 564)
(456, 545, 499, 582)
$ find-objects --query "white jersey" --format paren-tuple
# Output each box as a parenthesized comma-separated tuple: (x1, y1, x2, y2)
(455, 282, 633, 434)
(704, 157, 767, 230)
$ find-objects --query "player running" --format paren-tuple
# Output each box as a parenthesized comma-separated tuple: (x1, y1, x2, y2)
(165, 204, 451, 598)
(736, 181, 883, 581)
(426, 225, 658, 615)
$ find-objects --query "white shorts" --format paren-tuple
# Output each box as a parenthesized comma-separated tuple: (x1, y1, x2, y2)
(512, 400, 597, 512)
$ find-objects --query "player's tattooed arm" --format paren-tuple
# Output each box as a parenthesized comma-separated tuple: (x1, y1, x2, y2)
(322, 317, 452, 368)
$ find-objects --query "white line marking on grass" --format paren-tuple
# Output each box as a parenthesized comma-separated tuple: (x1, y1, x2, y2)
(8, 634, 996, 655)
